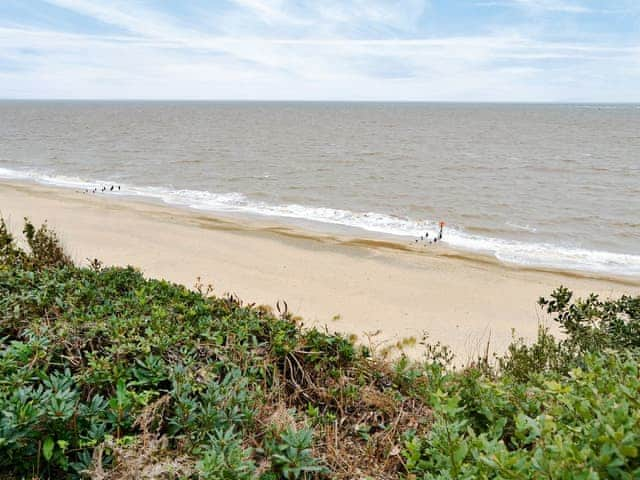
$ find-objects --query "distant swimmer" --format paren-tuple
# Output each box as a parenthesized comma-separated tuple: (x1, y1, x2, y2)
(438, 221, 445, 240)
(110, 185, 114, 191)
(118, 185, 121, 191)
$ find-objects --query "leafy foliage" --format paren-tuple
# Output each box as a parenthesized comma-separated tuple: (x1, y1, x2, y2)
(540, 285, 640, 353)
(404, 353, 640, 479)
(0, 217, 71, 270)
(0, 218, 424, 479)
(265, 427, 327, 479)
(500, 285, 640, 381)
(403, 285, 640, 479)
(1, 218, 639, 480)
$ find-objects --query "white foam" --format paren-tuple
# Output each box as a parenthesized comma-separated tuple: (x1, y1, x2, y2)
(506, 222, 537, 233)
(1, 166, 639, 277)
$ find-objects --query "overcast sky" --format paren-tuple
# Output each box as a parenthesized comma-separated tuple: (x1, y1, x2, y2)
(1, 0, 639, 101)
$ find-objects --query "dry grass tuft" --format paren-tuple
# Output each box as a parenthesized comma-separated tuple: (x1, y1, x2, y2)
(265, 348, 433, 479)
(87, 395, 194, 480)
(87, 435, 195, 480)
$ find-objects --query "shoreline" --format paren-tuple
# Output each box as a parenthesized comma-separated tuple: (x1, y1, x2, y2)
(4, 176, 638, 286)
(2, 167, 638, 279)
(1, 180, 637, 361)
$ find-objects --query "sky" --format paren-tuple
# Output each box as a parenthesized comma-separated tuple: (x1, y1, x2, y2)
(0, 0, 639, 101)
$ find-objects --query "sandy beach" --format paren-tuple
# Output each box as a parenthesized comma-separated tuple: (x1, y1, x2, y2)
(1, 181, 636, 361)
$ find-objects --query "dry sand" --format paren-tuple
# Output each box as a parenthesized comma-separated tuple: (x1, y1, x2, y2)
(1, 181, 637, 362)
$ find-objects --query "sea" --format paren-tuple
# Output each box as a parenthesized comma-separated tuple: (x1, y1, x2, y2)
(0, 100, 638, 277)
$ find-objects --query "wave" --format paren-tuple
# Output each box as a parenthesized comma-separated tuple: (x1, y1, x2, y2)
(1, 166, 639, 277)
(505, 222, 537, 233)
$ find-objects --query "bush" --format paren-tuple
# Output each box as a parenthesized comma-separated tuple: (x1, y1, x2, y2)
(402, 286, 640, 479)
(265, 427, 327, 480)
(540, 285, 640, 352)
(0, 217, 71, 271)
(403, 353, 640, 479)
(500, 285, 640, 381)
(196, 428, 255, 480)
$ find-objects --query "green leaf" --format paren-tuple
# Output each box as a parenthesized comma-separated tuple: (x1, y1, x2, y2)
(453, 443, 469, 464)
(43, 437, 54, 461)
(620, 445, 638, 458)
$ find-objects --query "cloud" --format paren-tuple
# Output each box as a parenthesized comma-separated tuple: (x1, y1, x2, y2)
(228, 0, 309, 26)
(477, 0, 593, 14)
(0, 0, 638, 101)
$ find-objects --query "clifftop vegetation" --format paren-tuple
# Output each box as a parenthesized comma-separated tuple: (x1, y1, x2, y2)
(1, 218, 639, 479)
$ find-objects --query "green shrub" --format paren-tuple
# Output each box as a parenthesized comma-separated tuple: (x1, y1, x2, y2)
(196, 428, 255, 480)
(22, 218, 72, 269)
(403, 353, 640, 479)
(500, 285, 640, 381)
(540, 285, 640, 352)
(265, 427, 327, 480)
(403, 286, 640, 479)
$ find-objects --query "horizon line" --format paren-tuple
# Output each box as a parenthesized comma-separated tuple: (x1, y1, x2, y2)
(2, 98, 640, 105)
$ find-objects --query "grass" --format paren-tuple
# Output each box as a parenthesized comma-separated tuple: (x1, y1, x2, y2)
(0, 217, 639, 479)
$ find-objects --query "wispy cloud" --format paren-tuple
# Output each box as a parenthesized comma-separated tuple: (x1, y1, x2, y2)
(0, 0, 638, 101)
(228, 0, 309, 26)
(477, 0, 593, 14)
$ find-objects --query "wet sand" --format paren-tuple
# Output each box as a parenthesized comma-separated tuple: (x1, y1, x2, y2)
(1, 181, 637, 362)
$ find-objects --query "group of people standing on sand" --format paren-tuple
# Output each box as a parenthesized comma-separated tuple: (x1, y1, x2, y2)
(82, 184, 121, 194)
(414, 220, 445, 245)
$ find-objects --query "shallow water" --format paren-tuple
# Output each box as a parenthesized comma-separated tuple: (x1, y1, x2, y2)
(0, 101, 638, 275)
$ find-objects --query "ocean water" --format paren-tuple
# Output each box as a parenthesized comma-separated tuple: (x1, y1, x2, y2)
(0, 100, 638, 276)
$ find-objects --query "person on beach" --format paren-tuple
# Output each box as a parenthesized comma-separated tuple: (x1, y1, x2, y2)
(438, 221, 445, 240)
